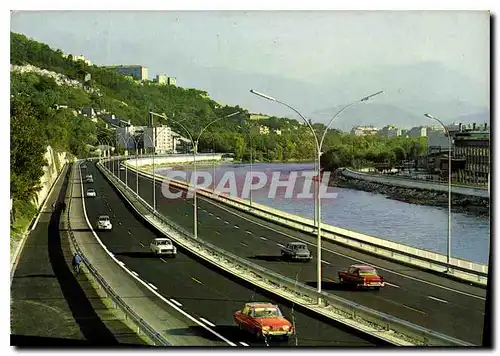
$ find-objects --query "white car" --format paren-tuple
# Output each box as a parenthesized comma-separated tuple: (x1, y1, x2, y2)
(97, 215, 112, 230)
(119, 166, 125, 171)
(86, 188, 96, 197)
(150, 238, 177, 257)
(85, 174, 93, 183)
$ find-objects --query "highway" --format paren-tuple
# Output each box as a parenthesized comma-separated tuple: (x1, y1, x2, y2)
(114, 163, 486, 345)
(83, 162, 381, 347)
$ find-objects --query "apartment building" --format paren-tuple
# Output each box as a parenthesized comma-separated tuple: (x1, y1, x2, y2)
(453, 124, 490, 184)
(143, 126, 175, 154)
(250, 113, 271, 121)
(406, 126, 427, 138)
(377, 125, 401, 137)
(104, 65, 148, 81)
(351, 125, 379, 136)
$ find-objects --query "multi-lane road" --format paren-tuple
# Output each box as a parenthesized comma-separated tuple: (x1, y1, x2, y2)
(83, 162, 381, 347)
(110, 161, 486, 345)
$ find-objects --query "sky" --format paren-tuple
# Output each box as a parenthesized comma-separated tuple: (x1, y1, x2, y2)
(9, 9, 491, 128)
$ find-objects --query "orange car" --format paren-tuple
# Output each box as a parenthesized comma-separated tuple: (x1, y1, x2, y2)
(234, 302, 294, 339)
(338, 264, 385, 290)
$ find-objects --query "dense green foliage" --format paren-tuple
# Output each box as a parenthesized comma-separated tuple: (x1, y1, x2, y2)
(11, 31, 430, 168)
(10, 30, 431, 225)
(320, 135, 428, 171)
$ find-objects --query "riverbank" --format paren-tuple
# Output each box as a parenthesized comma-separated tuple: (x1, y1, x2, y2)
(330, 171, 490, 217)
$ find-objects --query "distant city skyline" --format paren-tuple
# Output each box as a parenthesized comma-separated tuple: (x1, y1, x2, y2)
(10, 10, 490, 129)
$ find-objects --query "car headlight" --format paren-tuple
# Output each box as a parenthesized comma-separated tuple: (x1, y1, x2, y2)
(282, 325, 290, 331)
(262, 326, 270, 331)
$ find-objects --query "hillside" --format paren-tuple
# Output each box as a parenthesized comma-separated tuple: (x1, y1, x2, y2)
(10, 32, 429, 210)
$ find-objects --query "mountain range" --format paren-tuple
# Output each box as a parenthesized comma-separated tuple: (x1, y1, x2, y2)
(16, 31, 489, 132)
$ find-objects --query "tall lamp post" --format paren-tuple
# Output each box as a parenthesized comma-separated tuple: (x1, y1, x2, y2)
(149, 113, 192, 213)
(424, 113, 452, 271)
(237, 125, 254, 207)
(150, 111, 240, 239)
(117, 133, 131, 189)
(251, 89, 383, 296)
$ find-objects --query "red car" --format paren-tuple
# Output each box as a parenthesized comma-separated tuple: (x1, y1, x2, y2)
(234, 302, 294, 340)
(338, 264, 385, 290)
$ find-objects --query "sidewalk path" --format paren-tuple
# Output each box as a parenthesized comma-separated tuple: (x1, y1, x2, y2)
(10, 164, 147, 347)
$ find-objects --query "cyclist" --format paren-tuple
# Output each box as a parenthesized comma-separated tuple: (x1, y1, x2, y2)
(72, 252, 82, 275)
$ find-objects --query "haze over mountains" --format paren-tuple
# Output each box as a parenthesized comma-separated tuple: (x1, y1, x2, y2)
(12, 30, 489, 132)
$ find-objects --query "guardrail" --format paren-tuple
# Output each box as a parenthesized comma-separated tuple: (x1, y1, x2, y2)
(123, 161, 487, 286)
(342, 168, 490, 198)
(65, 161, 171, 346)
(100, 160, 475, 347)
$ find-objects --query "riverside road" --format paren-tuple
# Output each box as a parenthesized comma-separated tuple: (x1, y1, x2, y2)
(158, 162, 490, 264)
(111, 160, 486, 345)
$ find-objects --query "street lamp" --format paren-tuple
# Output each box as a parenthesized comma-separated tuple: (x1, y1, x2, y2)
(151, 111, 240, 239)
(424, 113, 452, 271)
(237, 125, 254, 207)
(149, 113, 192, 213)
(251, 89, 383, 297)
(117, 133, 132, 189)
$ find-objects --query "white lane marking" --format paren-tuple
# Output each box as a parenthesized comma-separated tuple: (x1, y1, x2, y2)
(321, 260, 331, 265)
(385, 282, 400, 288)
(199, 195, 486, 301)
(277, 243, 285, 248)
(240, 242, 248, 247)
(260, 236, 268, 241)
(215, 231, 220, 235)
(118, 222, 122, 225)
(239, 342, 250, 347)
(148, 283, 158, 290)
(109, 252, 114, 258)
(209, 213, 213, 216)
(160, 258, 167, 263)
(78, 165, 237, 346)
(234, 225, 239, 229)
(170, 299, 183, 307)
(246, 231, 252, 235)
(375, 296, 426, 315)
(203, 209, 207, 212)
(117, 261, 124, 266)
(216, 217, 221, 220)
(428, 296, 449, 304)
(199, 317, 216, 328)
(127, 230, 132, 235)
(131, 271, 139, 276)
(191, 277, 203, 284)
(139, 242, 144, 247)
(224, 221, 229, 224)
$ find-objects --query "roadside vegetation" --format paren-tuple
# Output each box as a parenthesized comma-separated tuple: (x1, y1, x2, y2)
(10, 31, 428, 239)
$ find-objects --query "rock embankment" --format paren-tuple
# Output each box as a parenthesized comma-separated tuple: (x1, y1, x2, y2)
(329, 171, 489, 217)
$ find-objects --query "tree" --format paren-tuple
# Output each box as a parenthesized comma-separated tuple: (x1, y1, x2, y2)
(10, 98, 47, 203)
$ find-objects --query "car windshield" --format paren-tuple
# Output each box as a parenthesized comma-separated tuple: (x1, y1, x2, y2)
(156, 240, 171, 245)
(99, 217, 109, 222)
(253, 307, 281, 318)
(88, 189, 95, 192)
(358, 269, 377, 276)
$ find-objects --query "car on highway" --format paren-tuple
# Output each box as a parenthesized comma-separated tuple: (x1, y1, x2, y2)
(280, 242, 312, 261)
(338, 264, 385, 290)
(119, 165, 125, 171)
(85, 174, 93, 183)
(96, 215, 112, 231)
(149, 237, 177, 257)
(81, 164, 87, 169)
(86, 188, 96, 197)
(234, 302, 294, 340)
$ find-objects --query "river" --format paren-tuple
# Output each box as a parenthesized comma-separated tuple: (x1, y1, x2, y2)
(155, 162, 490, 264)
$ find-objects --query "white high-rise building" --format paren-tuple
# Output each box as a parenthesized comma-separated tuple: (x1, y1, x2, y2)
(143, 126, 175, 154)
